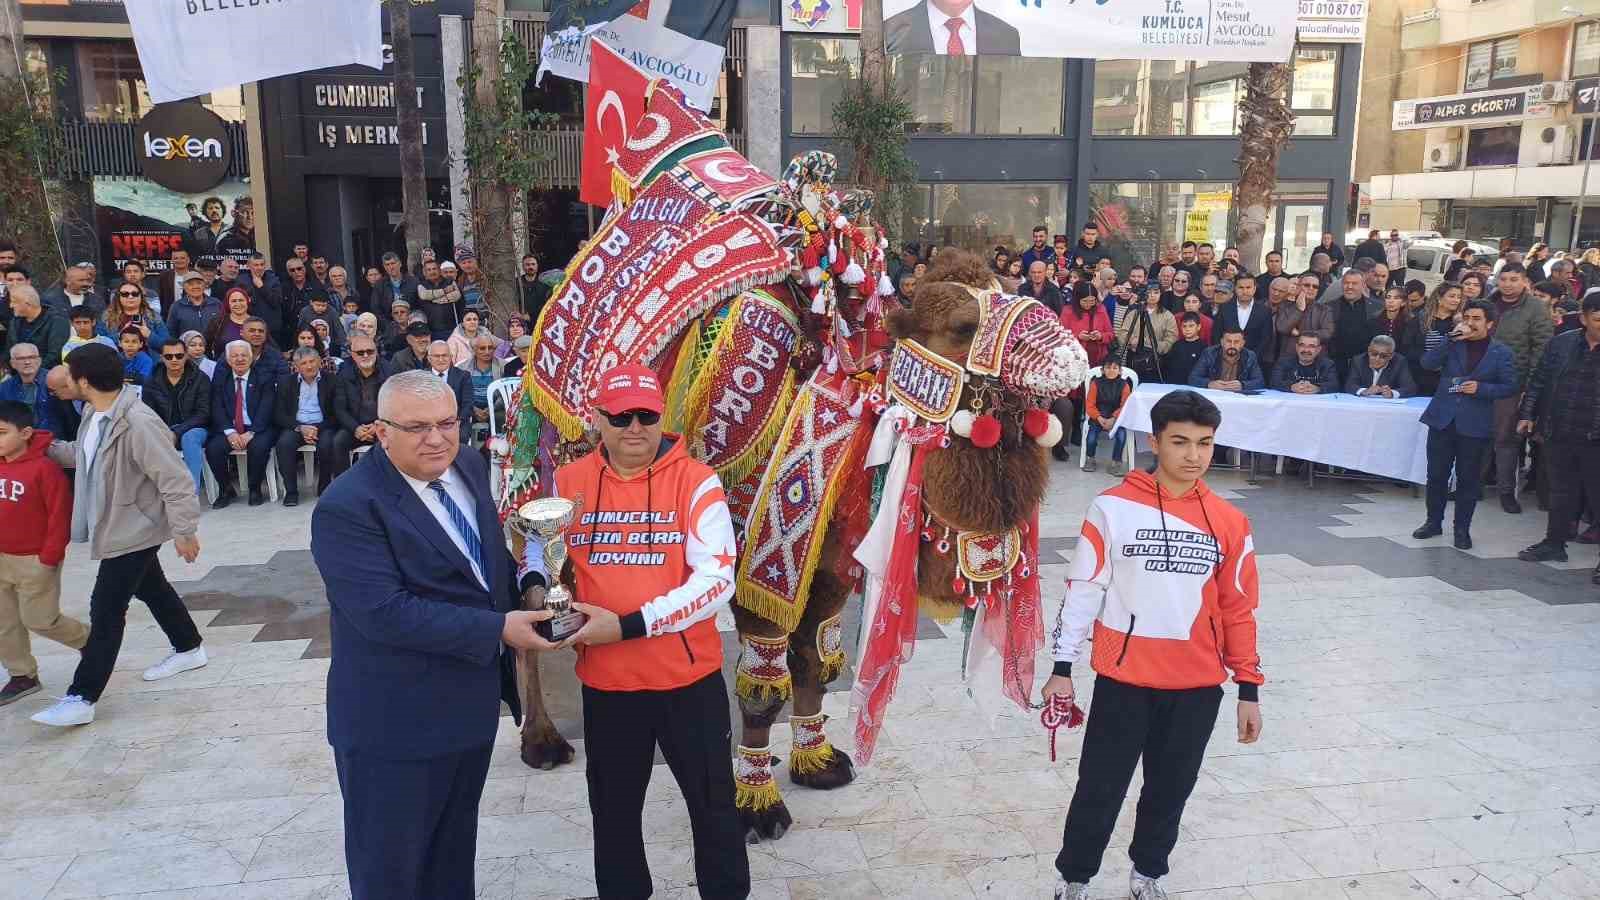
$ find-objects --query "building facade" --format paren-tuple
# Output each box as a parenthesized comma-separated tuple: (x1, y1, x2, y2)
(782, 9, 1362, 274)
(1357, 0, 1600, 250)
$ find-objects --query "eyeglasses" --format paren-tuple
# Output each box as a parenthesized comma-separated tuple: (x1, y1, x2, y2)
(118, 290, 142, 298)
(603, 410, 661, 428)
(378, 417, 459, 436)
(161, 353, 186, 360)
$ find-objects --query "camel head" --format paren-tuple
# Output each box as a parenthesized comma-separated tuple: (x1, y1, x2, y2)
(888, 250, 1088, 450)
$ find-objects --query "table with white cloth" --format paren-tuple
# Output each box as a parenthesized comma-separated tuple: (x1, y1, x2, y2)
(1112, 384, 1432, 485)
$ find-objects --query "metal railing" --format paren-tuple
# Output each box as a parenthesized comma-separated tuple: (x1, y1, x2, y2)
(523, 125, 746, 188)
(51, 119, 251, 180)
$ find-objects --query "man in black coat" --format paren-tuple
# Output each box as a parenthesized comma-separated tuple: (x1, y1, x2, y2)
(1344, 335, 1418, 398)
(884, 0, 1021, 54)
(1212, 273, 1276, 364)
(519, 254, 551, 323)
(331, 333, 389, 480)
(425, 340, 475, 445)
(142, 337, 212, 496)
(1018, 260, 1064, 314)
(273, 347, 342, 505)
(373, 252, 419, 322)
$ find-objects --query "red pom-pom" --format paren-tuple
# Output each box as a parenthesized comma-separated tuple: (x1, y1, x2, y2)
(969, 414, 1002, 449)
(1022, 407, 1051, 439)
(800, 243, 823, 269)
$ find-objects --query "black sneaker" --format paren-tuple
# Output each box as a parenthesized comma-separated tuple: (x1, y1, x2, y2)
(1412, 522, 1443, 539)
(212, 491, 236, 510)
(248, 491, 266, 507)
(1518, 541, 1568, 563)
(0, 675, 41, 706)
(1454, 531, 1473, 550)
(283, 493, 299, 508)
(1501, 494, 1522, 514)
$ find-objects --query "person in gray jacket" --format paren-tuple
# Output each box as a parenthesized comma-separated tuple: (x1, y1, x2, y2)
(30, 343, 206, 728)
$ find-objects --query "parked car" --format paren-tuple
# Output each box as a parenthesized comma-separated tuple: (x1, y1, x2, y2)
(1402, 238, 1498, 291)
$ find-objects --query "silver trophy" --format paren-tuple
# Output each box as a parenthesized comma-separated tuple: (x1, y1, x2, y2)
(510, 496, 588, 642)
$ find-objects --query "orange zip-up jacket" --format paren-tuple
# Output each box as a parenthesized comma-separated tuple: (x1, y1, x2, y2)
(523, 435, 736, 692)
(1051, 470, 1263, 699)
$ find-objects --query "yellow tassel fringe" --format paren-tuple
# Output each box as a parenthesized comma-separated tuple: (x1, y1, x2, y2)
(787, 741, 836, 776)
(734, 778, 783, 813)
(735, 670, 793, 703)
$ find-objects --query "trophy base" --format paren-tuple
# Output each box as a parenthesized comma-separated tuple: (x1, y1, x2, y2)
(537, 609, 588, 643)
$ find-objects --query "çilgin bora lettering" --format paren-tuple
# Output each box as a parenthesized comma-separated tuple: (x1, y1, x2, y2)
(144, 133, 224, 161)
(185, 0, 291, 13)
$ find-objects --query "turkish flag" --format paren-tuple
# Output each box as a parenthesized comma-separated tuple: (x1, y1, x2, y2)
(581, 40, 650, 208)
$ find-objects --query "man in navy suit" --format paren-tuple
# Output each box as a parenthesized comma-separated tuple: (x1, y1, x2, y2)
(425, 340, 475, 444)
(203, 339, 279, 508)
(884, 0, 1022, 55)
(310, 369, 555, 900)
(1415, 300, 1517, 549)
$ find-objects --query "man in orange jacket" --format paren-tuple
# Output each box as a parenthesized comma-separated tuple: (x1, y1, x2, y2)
(1046, 389, 1264, 900)
(521, 364, 749, 899)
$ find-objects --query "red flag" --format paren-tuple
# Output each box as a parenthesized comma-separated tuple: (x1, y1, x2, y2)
(581, 40, 650, 208)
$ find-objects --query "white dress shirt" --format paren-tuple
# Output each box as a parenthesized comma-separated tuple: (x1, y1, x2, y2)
(224, 371, 252, 436)
(927, 1, 976, 55)
(400, 465, 488, 590)
(1235, 299, 1254, 331)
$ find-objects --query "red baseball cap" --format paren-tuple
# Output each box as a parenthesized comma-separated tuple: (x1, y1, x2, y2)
(592, 364, 665, 415)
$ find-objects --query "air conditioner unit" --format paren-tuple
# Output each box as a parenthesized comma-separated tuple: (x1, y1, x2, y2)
(1536, 123, 1577, 164)
(1539, 81, 1572, 103)
(1424, 131, 1461, 170)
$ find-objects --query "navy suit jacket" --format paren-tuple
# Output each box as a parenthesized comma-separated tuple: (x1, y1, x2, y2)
(1420, 337, 1517, 439)
(311, 443, 522, 758)
(1214, 300, 1277, 363)
(208, 366, 279, 436)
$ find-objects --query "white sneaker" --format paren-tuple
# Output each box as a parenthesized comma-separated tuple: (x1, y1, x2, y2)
(142, 646, 208, 682)
(1130, 870, 1169, 900)
(1053, 874, 1090, 900)
(31, 695, 95, 727)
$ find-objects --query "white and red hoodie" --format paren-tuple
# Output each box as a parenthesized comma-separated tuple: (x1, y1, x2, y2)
(1051, 470, 1263, 700)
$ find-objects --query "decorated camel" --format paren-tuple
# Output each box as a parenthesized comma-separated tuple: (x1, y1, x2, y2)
(496, 80, 1088, 842)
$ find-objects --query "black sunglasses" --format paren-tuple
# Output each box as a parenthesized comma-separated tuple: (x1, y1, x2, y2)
(118, 290, 142, 298)
(352, 349, 376, 357)
(161, 353, 186, 360)
(603, 410, 661, 428)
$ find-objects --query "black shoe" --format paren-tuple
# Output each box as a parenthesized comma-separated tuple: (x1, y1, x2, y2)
(1518, 541, 1568, 562)
(1051, 446, 1069, 462)
(283, 493, 299, 508)
(1500, 494, 1522, 514)
(1412, 522, 1443, 539)
(211, 491, 236, 510)
(1454, 531, 1473, 550)
(0, 675, 41, 707)
(248, 491, 266, 507)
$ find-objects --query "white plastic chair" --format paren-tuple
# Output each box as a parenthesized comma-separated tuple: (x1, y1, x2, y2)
(486, 377, 523, 502)
(1079, 365, 1140, 472)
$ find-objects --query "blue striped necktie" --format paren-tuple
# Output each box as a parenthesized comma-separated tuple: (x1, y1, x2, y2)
(428, 479, 486, 580)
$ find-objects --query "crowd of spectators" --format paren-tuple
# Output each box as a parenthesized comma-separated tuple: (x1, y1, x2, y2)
(0, 240, 552, 512)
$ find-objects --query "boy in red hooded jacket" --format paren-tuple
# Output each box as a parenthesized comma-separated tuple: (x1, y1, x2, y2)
(1047, 389, 1264, 900)
(520, 364, 749, 900)
(0, 401, 88, 705)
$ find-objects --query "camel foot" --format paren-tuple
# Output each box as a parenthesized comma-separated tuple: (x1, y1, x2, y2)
(740, 800, 793, 844)
(520, 729, 575, 770)
(789, 746, 855, 791)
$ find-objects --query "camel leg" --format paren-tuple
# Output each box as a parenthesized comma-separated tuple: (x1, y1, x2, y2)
(517, 586, 574, 770)
(730, 604, 794, 843)
(786, 569, 855, 791)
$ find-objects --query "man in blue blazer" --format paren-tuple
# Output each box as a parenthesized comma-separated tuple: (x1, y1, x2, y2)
(1213, 273, 1277, 366)
(1414, 300, 1517, 549)
(310, 369, 554, 900)
(203, 338, 280, 508)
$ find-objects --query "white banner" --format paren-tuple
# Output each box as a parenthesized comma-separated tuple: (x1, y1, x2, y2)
(539, 7, 727, 112)
(881, 0, 1296, 63)
(126, 0, 384, 104)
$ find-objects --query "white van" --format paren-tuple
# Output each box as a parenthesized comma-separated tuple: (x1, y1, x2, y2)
(1402, 239, 1498, 292)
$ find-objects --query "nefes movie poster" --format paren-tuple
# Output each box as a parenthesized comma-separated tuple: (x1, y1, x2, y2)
(93, 178, 256, 274)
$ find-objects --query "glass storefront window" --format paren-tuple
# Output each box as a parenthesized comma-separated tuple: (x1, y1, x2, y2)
(1465, 125, 1520, 167)
(1091, 45, 1338, 137)
(789, 41, 1063, 135)
(890, 54, 975, 134)
(1089, 181, 1329, 274)
(973, 57, 1064, 135)
(1576, 21, 1600, 79)
(78, 41, 150, 123)
(895, 182, 1069, 252)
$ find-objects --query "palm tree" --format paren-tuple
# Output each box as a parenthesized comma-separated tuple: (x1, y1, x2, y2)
(388, 0, 431, 275)
(1232, 61, 1295, 273)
